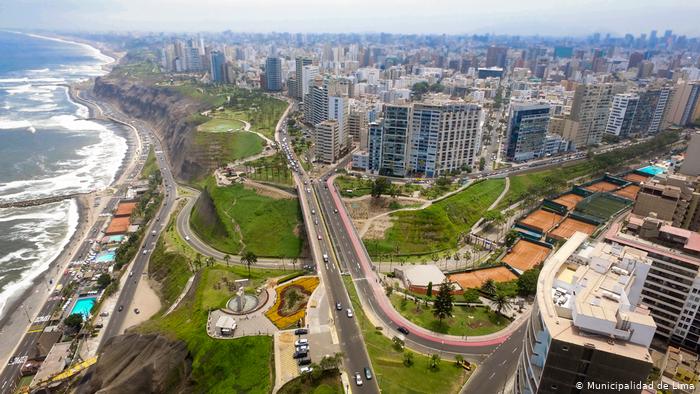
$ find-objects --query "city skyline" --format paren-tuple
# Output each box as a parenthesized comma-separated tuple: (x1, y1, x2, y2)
(1, 0, 700, 37)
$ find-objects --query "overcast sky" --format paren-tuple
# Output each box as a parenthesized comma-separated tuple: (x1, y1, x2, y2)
(1, 0, 698, 37)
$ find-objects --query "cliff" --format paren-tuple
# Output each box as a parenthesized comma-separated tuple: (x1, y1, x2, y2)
(93, 77, 209, 181)
(75, 333, 193, 394)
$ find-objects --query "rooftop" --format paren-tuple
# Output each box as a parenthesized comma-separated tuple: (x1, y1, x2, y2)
(537, 232, 655, 362)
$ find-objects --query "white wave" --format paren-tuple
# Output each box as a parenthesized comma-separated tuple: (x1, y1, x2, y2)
(0, 119, 32, 129)
(0, 199, 79, 318)
(17, 104, 58, 112)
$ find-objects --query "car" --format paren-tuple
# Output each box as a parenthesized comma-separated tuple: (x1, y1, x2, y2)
(294, 339, 309, 347)
(299, 366, 313, 374)
(336, 302, 342, 310)
(314, 219, 318, 225)
(364, 367, 373, 380)
(129, 271, 134, 277)
(317, 235, 322, 240)
(311, 209, 316, 215)
(397, 326, 410, 335)
(355, 372, 363, 386)
(294, 328, 308, 335)
(346, 309, 353, 318)
(185, 235, 190, 241)
(142, 249, 148, 255)
(295, 344, 309, 352)
(293, 350, 308, 359)
(134, 308, 140, 314)
(297, 358, 312, 366)
(333, 209, 338, 214)
(118, 305, 124, 312)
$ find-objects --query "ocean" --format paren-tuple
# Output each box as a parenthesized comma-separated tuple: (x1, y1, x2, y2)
(0, 31, 128, 318)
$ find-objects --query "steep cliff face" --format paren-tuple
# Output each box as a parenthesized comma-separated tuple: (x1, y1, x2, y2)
(75, 333, 193, 394)
(93, 77, 208, 181)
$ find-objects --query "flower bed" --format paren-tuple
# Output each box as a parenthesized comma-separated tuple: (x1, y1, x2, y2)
(265, 276, 319, 329)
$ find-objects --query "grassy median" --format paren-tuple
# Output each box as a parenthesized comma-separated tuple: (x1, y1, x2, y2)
(342, 276, 469, 394)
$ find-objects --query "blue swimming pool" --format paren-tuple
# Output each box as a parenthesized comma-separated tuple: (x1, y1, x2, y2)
(638, 165, 665, 176)
(71, 297, 96, 318)
(95, 251, 116, 263)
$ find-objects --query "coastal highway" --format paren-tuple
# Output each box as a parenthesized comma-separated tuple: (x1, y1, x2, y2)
(96, 116, 178, 347)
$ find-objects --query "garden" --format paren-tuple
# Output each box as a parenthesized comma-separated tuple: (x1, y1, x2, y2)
(265, 276, 320, 329)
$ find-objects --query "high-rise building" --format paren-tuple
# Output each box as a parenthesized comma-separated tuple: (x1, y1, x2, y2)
(315, 120, 341, 163)
(294, 57, 312, 99)
(486, 46, 507, 68)
(186, 46, 202, 71)
(563, 83, 620, 149)
(265, 57, 282, 91)
(505, 103, 550, 162)
(606, 215, 700, 351)
(680, 132, 700, 177)
(368, 121, 383, 172)
(303, 77, 350, 151)
(628, 52, 644, 70)
(630, 86, 672, 135)
(665, 81, 700, 127)
(637, 61, 655, 79)
(515, 233, 655, 394)
(632, 174, 700, 230)
(347, 108, 369, 149)
(301, 65, 319, 98)
(370, 105, 412, 177)
(409, 100, 482, 177)
(605, 93, 639, 137)
(209, 51, 226, 83)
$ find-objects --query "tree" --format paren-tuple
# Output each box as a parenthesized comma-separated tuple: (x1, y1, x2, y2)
(194, 253, 203, 271)
(435, 176, 451, 188)
(426, 281, 433, 298)
(481, 279, 497, 295)
(96, 273, 112, 289)
(224, 254, 231, 267)
(463, 288, 481, 304)
(462, 251, 472, 268)
(494, 291, 514, 316)
(320, 353, 342, 370)
(429, 354, 441, 370)
(371, 177, 391, 198)
(517, 267, 541, 296)
(241, 250, 257, 278)
(505, 230, 519, 247)
(64, 313, 83, 332)
(310, 362, 323, 381)
(455, 355, 464, 365)
(403, 350, 415, 366)
(433, 281, 454, 322)
(478, 157, 486, 171)
(206, 256, 215, 267)
(483, 210, 503, 227)
(392, 336, 405, 351)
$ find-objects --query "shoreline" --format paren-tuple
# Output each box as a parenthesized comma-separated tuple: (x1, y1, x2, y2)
(0, 35, 137, 366)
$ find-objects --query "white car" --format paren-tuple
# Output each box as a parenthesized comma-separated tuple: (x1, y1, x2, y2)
(299, 366, 313, 374)
(355, 372, 363, 386)
(346, 309, 353, 318)
(294, 339, 309, 347)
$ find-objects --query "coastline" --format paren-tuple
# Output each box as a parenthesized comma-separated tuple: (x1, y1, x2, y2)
(0, 35, 136, 366)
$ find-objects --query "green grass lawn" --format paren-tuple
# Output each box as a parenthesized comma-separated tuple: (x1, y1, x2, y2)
(335, 176, 373, 197)
(496, 162, 595, 209)
(343, 277, 469, 394)
(390, 295, 510, 336)
(198, 118, 246, 133)
(575, 193, 630, 220)
(277, 369, 342, 394)
(192, 131, 265, 166)
(244, 153, 294, 186)
(141, 146, 159, 179)
(139, 265, 292, 393)
(364, 179, 506, 257)
(190, 177, 303, 257)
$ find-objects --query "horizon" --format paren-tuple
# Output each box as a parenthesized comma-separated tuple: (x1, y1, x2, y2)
(0, 0, 699, 37)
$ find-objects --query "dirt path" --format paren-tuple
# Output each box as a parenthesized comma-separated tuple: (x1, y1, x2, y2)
(243, 179, 296, 199)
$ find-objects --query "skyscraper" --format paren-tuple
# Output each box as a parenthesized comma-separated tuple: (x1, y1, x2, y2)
(605, 93, 639, 137)
(265, 57, 282, 91)
(294, 57, 312, 99)
(209, 51, 226, 83)
(563, 83, 620, 149)
(515, 233, 655, 394)
(505, 103, 550, 162)
(315, 120, 341, 163)
(374, 104, 412, 177)
(486, 46, 507, 68)
(665, 81, 700, 127)
(301, 65, 319, 98)
(630, 86, 672, 135)
(409, 101, 482, 177)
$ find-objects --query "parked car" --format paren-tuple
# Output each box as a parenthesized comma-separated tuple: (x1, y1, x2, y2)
(294, 328, 308, 335)
(294, 339, 309, 347)
(297, 358, 312, 366)
(293, 351, 308, 359)
(299, 366, 313, 374)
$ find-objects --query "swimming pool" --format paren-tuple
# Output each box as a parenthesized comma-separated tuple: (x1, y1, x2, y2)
(71, 297, 96, 318)
(638, 165, 665, 176)
(95, 251, 116, 263)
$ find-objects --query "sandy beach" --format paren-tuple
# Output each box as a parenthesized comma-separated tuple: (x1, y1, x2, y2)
(0, 37, 139, 366)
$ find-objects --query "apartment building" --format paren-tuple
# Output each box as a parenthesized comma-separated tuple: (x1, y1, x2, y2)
(563, 83, 621, 149)
(632, 174, 700, 231)
(506, 103, 550, 161)
(315, 120, 341, 164)
(605, 93, 639, 137)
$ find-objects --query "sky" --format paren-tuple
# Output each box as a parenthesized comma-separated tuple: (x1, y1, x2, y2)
(1, 0, 699, 37)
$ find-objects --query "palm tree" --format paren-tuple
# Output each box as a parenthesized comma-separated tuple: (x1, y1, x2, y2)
(291, 257, 297, 271)
(241, 250, 257, 278)
(494, 291, 514, 316)
(223, 254, 231, 267)
(462, 251, 471, 269)
(206, 256, 215, 267)
(453, 252, 461, 271)
(481, 279, 497, 295)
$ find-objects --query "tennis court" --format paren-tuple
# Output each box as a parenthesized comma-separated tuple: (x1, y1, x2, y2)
(549, 218, 597, 241)
(583, 181, 619, 193)
(448, 266, 517, 289)
(502, 239, 551, 272)
(519, 209, 564, 233)
(575, 193, 630, 220)
(552, 193, 585, 211)
(613, 184, 640, 200)
(623, 173, 650, 184)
